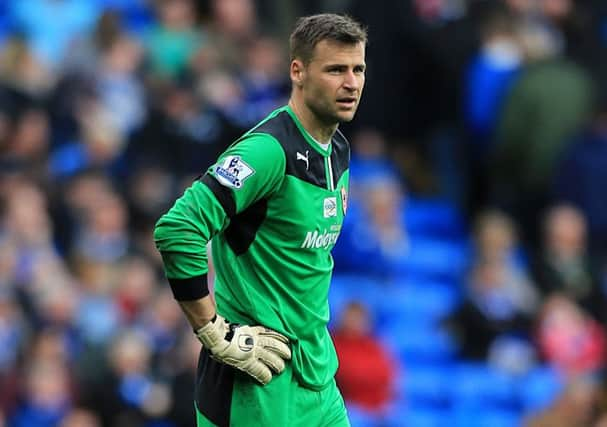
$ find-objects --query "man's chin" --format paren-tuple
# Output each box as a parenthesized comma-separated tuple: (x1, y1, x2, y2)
(336, 111, 357, 123)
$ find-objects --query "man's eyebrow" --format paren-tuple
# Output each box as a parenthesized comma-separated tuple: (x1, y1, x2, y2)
(322, 63, 365, 69)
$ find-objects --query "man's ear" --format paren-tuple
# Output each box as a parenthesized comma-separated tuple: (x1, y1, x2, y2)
(290, 59, 305, 87)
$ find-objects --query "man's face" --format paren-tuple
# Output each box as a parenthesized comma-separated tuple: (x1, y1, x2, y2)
(295, 40, 366, 125)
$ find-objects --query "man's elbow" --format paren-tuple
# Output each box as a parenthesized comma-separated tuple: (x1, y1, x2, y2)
(153, 215, 168, 250)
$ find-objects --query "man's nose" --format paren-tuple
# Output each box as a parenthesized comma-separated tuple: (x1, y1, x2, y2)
(343, 70, 360, 91)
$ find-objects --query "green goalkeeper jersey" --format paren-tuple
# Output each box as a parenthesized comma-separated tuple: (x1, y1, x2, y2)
(154, 105, 350, 390)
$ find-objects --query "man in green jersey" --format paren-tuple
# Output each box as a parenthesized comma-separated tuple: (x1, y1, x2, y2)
(154, 13, 367, 427)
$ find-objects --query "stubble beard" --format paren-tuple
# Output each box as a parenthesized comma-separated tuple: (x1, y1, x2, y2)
(306, 98, 355, 128)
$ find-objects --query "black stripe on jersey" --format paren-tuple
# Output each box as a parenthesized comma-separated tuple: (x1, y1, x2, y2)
(195, 348, 234, 427)
(225, 198, 268, 255)
(253, 111, 329, 188)
(331, 128, 350, 187)
(251, 111, 351, 189)
(200, 174, 236, 218)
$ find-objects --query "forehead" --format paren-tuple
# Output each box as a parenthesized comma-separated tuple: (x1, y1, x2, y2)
(309, 39, 365, 65)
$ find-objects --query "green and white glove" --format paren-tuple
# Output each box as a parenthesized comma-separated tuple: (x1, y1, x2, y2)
(195, 315, 291, 385)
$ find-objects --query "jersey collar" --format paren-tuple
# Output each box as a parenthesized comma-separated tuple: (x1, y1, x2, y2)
(284, 105, 333, 157)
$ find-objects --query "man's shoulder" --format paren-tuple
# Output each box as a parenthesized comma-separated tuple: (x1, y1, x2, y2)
(248, 106, 297, 143)
(241, 107, 313, 162)
(226, 106, 292, 151)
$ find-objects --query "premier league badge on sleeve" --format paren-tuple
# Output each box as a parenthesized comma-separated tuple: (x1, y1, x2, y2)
(341, 186, 348, 215)
(214, 156, 255, 189)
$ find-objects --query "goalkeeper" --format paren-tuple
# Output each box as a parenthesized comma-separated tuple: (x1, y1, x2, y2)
(154, 13, 367, 427)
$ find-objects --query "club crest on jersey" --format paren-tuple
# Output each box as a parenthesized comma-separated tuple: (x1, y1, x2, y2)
(323, 197, 337, 218)
(341, 186, 348, 215)
(214, 156, 254, 189)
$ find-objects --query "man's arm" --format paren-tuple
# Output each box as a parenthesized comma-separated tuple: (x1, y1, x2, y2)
(178, 296, 217, 330)
(176, 295, 291, 385)
(154, 134, 286, 301)
(154, 134, 290, 384)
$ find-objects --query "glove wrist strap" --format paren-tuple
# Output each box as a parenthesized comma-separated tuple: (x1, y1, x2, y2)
(195, 315, 225, 349)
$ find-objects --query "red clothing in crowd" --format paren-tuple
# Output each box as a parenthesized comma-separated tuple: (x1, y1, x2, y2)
(537, 295, 606, 376)
(333, 332, 396, 412)
(539, 318, 606, 376)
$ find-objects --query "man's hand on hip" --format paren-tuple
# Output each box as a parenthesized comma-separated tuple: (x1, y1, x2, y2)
(195, 315, 291, 385)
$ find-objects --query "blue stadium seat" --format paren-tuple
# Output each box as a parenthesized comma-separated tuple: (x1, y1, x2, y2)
(396, 238, 469, 282)
(0, 0, 12, 44)
(95, 0, 146, 10)
(404, 197, 467, 240)
(379, 323, 457, 364)
(398, 406, 450, 427)
(398, 363, 452, 408)
(449, 363, 518, 410)
(452, 408, 522, 427)
(346, 404, 382, 427)
(519, 365, 563, 412)
(375, 283, 460, 328)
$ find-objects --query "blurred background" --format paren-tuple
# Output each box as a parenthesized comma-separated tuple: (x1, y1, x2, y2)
(1, 0, 607, 426)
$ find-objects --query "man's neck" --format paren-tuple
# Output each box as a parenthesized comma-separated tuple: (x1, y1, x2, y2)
(288, 99, 337, 144)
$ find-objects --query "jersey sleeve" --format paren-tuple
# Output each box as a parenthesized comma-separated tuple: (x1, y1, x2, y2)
(206, 132, 286, 214)
(154, 133, 285, 300)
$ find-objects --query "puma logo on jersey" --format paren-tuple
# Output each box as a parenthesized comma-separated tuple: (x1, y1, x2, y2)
(296, 150, 309, 170)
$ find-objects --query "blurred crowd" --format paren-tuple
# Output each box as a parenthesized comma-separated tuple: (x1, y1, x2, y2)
(1, 0, 607, 426)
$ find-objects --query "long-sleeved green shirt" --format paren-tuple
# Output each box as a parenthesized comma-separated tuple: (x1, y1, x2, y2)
(154, 105, 350, 390)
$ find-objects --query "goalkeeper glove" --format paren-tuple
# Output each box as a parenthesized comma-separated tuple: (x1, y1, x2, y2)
(195, 315, 291, 385)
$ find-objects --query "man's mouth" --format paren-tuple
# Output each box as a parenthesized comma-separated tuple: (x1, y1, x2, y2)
(336, 97, 357, 107)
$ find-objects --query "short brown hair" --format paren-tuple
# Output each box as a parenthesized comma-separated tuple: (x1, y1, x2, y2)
(289, 13, 367, 64)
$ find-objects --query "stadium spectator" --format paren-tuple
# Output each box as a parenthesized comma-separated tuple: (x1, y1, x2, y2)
(235, 35, 290, 126)
(125, 74, 242, 177)
(81, 329, 171, 426)
(464, 3, 521, 148)
(9, 359, 73, 427)
(554, 89, 607, 255)
(167, 335, 200, 427)
(531, 204, 605, 323)
(463, 4, 522, 212)
(445, 257, 536, 360)
(94, 32, 146, 137)
(490, 17, 594, 246)
(473, 209, 527, 267)
(332, 301, 396, 413)
(3, 105, 51, 179)
(59, 408, 101, 427)
(535, 293, 606, 377)
(0, 35, 54, 97)
(136, 288, 187, 369)
(114, 256, 157, 325)
(145, 0, 203, 80)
